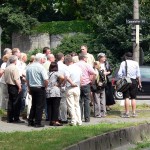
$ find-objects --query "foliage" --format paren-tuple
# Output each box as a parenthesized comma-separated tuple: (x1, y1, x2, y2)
(52, 33, 93, 54)
(53, 0, 83, 19)
(0, 3, 38, 43)
(33, 20, 94, 34)
(27, 48, 42, 63)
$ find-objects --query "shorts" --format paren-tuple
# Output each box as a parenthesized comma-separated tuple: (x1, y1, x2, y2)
(123, 79, 138, 99)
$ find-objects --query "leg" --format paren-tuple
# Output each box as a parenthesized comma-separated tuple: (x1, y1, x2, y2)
(47, 98, 52, 121)
(124, 98, 130, 114)
(74, 87, 82, 125)
(52, 97, 61, 122)
(66, 88, 76, 125)
(100, 89, 106, 116)
(131, 99, 136, 114)
(93, 92, 101, 117)
(59, 92, 67, 122)
(81, 84, 91, 122)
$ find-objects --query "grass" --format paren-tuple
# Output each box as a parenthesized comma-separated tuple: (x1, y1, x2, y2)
(0, 122, 140, 150)
(131, 139, 150, 150)
(0, 104, 150, 150)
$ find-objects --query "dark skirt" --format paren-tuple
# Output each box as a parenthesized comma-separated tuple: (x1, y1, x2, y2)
(105, 82, 115, 106)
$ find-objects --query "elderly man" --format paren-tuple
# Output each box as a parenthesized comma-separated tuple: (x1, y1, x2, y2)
(76, 54, 96, 122)
(26, 53, 48, 127)
(65, 55, 82, 126)
(4, 55, 23, 123)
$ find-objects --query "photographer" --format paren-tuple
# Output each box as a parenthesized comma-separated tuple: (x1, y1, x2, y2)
(118, 52, 142, 118)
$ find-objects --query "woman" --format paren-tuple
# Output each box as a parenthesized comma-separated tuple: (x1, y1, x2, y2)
(46, 62, 64, 126)
(104, 56, 115, 110)
(93, 55, 107, 118)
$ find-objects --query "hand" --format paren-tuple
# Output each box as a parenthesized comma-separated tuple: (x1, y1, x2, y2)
(18, 87, 22, 93)
(71, 83, 77, 87)
(138, 83, 142, 89)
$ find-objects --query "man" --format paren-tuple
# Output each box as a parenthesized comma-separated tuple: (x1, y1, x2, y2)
(4, 55, 23, 123)
(118, 52, 141, 118)
(80, 45, 95, 67)
(56, 52, 69, 123)
(0, 48, 12, 66)
(76, 54, 96, 122)
(43, 47, 51, 57)
(65, 55, 82, 126)
(43, 54, 55, 72)
(26, 53, 48, 127)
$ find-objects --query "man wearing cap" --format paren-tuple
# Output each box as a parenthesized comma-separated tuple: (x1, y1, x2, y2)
(26, 53, 48, 127)
(118, 52, 142, 118)
(76, 54, 96, 122)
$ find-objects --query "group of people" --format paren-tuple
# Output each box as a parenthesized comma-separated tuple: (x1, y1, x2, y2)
(0, 45, 141, 128)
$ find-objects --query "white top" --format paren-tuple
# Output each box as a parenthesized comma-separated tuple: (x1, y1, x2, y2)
(66, 64, 82, 87)
(57, 61, 69, 77)
(0, 62, 7, 84)
(118, 60, 140, 79)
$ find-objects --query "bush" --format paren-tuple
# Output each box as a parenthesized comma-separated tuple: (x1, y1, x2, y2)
(33, 20, 94, 34)
(27, 48, 42, 63)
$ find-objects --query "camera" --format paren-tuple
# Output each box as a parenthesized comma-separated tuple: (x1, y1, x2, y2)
(138, 87, 144, 92)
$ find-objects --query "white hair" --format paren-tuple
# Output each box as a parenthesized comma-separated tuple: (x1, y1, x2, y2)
(35, 53, 45, 62)
(4, 48, 12, 54)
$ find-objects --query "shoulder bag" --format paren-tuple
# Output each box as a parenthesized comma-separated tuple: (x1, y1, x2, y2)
(116, 61, 132, 92)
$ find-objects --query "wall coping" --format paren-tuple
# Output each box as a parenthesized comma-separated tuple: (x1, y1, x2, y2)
(65, 123, 150, 150)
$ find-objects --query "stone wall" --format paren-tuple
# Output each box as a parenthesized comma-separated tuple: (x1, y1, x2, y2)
(12, 33, 50, 53)
(11, 32, 76, 52)
(65, 123, 150, 150)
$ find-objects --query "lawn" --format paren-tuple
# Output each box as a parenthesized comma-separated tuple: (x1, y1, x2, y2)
(0, 122, 140, 150)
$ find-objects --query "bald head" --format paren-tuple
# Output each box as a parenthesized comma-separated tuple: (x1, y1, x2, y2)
(47, 54, 55, 62)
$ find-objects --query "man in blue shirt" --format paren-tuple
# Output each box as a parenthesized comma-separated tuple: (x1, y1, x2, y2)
(26, 53, 48, 127)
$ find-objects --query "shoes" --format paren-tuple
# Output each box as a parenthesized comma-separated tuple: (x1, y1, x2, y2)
(69, 123, 76, 126)
(34, 124, 45, 128)
(13, 120, 25, 123)
(101, 114, 107, 118)
(7, 120, 14, 123)
(59, 120, 68, 124)
(121, 113, 130, 118)
(132, 113, 138, 118)
(85, 118, 90, 122)
(28, 121, 35, 127)
(95, 115, 101, 118)
(49, 122, 63, 126)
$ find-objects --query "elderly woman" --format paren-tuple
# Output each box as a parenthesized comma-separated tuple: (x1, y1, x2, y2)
(46, 62, 64, 126)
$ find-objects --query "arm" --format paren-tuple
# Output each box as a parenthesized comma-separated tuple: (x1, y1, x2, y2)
(66, 76, 77, 87)
(44, 80, 48, 89)
(15, 79, 22, 93)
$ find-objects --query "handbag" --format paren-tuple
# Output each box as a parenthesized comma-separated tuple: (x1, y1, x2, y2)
(116, 61, 132, 92)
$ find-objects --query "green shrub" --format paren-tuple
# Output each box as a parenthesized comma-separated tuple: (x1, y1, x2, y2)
(27, 48, 42, 63)
(33, 20, 94, 34)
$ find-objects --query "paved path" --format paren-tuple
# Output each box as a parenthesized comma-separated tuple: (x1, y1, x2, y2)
(0, 113, 150, 133)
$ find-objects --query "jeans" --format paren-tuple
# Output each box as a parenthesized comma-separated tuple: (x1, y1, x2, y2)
(80, 84, 91, 121)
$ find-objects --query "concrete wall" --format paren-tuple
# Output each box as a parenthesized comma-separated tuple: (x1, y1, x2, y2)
(11, 32, 77, 52)
(12, 33, 50, 53)
(65, 123, 150, 150)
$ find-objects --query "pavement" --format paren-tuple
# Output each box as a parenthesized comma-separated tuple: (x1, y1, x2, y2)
(0, 111, 150, 133)
(0, 100, 150, 133)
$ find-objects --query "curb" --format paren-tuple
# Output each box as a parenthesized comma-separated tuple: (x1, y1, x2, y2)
(65, 123, 150, 150)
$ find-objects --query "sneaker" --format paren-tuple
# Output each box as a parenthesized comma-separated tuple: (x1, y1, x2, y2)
(132, 113, 138, 118)
(95, 115, 101, 118)
(121, 113, 130, 118)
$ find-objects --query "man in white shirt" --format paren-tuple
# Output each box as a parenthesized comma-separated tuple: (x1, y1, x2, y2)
(65, 55, 82, 126)
(118, 52, 142, 118)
